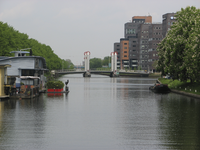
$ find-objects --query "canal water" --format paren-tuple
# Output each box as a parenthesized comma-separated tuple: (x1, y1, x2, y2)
(0, 74, 200, 150)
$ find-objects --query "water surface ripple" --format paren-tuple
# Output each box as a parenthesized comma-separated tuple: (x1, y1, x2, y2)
(0, 75, 200, 150)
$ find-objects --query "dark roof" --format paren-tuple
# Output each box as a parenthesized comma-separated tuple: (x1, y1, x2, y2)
(0, 56, 9, 60)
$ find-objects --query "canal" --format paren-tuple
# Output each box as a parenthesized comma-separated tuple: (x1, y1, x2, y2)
(0, 74, 200, 150)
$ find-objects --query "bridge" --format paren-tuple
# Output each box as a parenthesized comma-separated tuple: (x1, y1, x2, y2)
(56, 51, 149, 77)
(55, 69, 149, 77)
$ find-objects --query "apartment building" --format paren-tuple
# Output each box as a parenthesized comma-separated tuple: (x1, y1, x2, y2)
(114, 13, 175, 72)
(148, 24, 162, 71)
(124, 22, 140, 69)
(162, 13, 176, 37)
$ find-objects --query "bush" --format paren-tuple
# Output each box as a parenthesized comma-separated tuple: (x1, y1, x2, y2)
(46, 80, 64, 89)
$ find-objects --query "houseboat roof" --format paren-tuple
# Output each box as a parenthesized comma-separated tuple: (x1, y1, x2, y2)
(0, 56, 9, 60)
(0, 64, 11, 68)
(20, 76, 40, 79)
(0, 56, 47, 69)
(10, 51, 30, 54)
(18, 68, 48, 71)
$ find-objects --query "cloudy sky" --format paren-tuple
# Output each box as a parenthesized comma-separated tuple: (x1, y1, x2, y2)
(0, 0, 199, 65)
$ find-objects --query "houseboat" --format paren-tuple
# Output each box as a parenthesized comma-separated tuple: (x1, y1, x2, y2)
(0, 64, 12, 100)
(0, 49, 48, 98)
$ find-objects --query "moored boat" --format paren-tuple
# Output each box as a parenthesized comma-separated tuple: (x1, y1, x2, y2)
(149, 83, 171, 93)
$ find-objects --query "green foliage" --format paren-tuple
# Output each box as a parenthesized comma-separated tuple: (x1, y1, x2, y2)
(46, 80, 64, 89)
(157, 6, 200, 82)
(0, 21, 74, 70)
(159, 78, 200, 95)
(102, 56, 111, 66)
(90, 58, 102, 69)
(139, 66, 142, 70)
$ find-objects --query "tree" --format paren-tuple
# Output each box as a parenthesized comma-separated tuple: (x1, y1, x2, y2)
(152, 60, 158, 72)
(102, 56, 111, 66)
(90, 58, 102, 69)
(0, 21, 75, 70)
(157, 6, 200, 82)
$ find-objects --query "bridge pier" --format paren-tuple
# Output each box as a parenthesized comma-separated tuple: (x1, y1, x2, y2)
(83, 71, 91, 77)
(110, 71, 119, 77)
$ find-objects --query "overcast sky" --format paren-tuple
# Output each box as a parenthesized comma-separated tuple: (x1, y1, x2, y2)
(0, 0, 199, 65)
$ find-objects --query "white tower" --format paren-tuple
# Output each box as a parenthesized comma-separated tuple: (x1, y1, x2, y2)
(84, 51, 90, 71)
(111, 52, 114, 72)
(111, 52, 118, 72)
(114, 52, 117, 72)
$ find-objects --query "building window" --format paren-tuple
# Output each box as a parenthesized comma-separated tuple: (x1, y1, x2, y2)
(124, 51, 127, 53)
(124, 43, 127, 45)
(126, 29, 135, 34)
(133, 45, 136, 47)
(124, 47, 127, 49)
(124, 55, 127, 57)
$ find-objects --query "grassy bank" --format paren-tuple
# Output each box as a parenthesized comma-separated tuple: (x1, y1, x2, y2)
(158, 78, 200, 95)
(149, 73, 161, 77)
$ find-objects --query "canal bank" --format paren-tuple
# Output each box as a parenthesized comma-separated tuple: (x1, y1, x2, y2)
(157, 79, 200, 99)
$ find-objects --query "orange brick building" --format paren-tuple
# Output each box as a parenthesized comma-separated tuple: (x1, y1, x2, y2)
(132, 16, 152, 23)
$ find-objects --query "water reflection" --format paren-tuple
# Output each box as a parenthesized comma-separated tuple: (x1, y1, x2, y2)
(0, 97, 47, 149)
(157, 93, 200, 149)
(0, 75, 200, 149)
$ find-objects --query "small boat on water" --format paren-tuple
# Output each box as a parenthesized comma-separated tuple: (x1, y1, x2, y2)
(149, 83, 171, 93)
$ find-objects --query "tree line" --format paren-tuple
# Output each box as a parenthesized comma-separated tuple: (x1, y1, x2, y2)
(0, 21, 74, 70)
(157, 6, 200, 83)
(90, 56, 111, 69)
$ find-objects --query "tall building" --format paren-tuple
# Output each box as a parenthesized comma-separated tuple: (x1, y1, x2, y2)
(148, 23, 162, 71)
(113, 42, 120, 68)
(124, 22, 139, 69)
(162, 13, 176, 37)
(114, 13, 175, 72)
(114, 16, 152, 70)
(119, 38, 129, 69)
(138, 23, 152, 70)
(132, 16, 152, 23)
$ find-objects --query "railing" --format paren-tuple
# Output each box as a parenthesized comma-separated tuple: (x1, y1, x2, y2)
(56, 69, 149, 73)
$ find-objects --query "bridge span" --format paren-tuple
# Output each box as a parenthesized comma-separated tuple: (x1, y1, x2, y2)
(56, 51, 149, 77)
(55, 69, 149, 77)
(56, 70, 115, 77)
